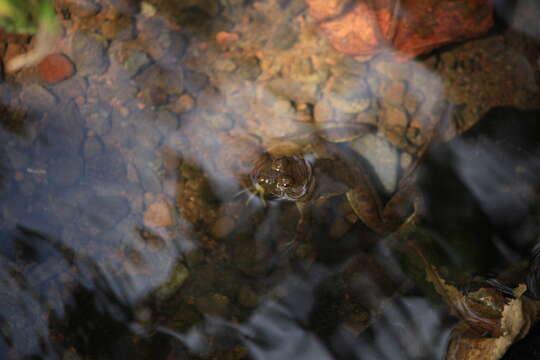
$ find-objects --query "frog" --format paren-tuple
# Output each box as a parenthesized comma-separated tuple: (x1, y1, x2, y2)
(0, 0, 59, 72)
(247, 134, 426, 247)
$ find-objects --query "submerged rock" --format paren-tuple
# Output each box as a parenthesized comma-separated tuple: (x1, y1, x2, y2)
(37, 53, 76, 84)
(70, 32, 109, 76)
(143, 199, 174, 228)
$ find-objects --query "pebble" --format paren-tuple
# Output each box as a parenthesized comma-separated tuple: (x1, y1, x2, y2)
(100, 16, 136, 40)
(20, 84, 57, 110)
(59, 0, 101, 18)
(82, 195, 131, 230)
(122, 49, 152, 78)
(326, 76, 371, 113)
(37, 53, 75, 84)
(211, 216, 236, 239)
(81, 103, 112, 136)
(183, 70, 209, 94)
(85, 148, 127, 184)
(215, 58, 237, 73)
(51, 76, 88, 100)
(47, 155, 84, 187)
(83, 136, 105, 159)
(70, 32, 109, 76)
(155, 110, 179, 134)
(143, 199, 174, 227)
(351, 134, 399, 193)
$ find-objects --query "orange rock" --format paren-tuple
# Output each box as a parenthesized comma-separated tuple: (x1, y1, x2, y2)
(37, 53, 75, 84)
(216, 31, 240, 49)
(143, 200, 174, 227)
(305, 0, 493, 60)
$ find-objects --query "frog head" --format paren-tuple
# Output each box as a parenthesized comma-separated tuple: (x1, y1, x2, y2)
(250, 153, 313, 202)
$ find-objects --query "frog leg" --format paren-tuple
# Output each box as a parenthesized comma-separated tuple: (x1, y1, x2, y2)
(346, 187, 387, 233)
(279, 201, 312, 255)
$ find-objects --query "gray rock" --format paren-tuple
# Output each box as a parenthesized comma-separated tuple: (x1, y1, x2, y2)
(183, 70, 208, 94)
(40, 101, 85, 155)
(48, 154, 84, 187)
(85, 147, 127, 184)
(83, 136, 105, 159)
(70, 32, 109, 76)
(131, 118, 163, 150)
(78, 195, 131, 230)
(135, 64, 184, 97)
(159, 31, 189, 65)
(51, 76, 88, 100)
(79, 102, 112, 136)
(350, 134, 399, 194)
(155, 110, 179, 134)
(123, 50, 152, 78)
(6, 146, 30, 170)
(20, 84, 56, 110)
(326, 76, 372, 114)
(132, 159, 162, 193)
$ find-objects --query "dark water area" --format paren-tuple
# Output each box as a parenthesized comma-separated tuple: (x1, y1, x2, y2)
(0, 0, 539, 359)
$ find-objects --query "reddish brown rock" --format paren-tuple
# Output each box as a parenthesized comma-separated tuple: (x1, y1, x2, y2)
(37, 53, 76, 84)
(305, 0, 494, 60)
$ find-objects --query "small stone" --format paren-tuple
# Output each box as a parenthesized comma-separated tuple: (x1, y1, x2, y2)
(79, 195, 131, 230)
(211, 216, 235, 239)
(155, 110, 179, 133)
(101, 16, 135, 40)
(123, 50, 151, 78)
(326, 76, 371, 113)
(183, 70, 209, 94)
(381, 81, 406, 106)
(87, 109, 112, 136)
(51, 76, 88, 100)
(20, 84, 56, 110)
(70, 32, 109, 76)
(215, 58, 237, 72)
(401, 152, 413, 170)
(37, 53, 75, 84)
(143, 200, 174, 227)
(216, 31, 239, 49)
(85, 148, 127, 183)
(48, 155, 84, 187)
(59, 0, 101, 18)
(351, 134, 399, 193)
(141, 2, 157, 17)
(83, 136, 104, 159)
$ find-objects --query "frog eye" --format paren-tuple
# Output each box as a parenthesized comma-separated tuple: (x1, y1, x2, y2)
(277, 175, 293, 189)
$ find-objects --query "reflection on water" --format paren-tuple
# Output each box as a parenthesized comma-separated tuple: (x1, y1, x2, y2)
(0, 0, 539, 359)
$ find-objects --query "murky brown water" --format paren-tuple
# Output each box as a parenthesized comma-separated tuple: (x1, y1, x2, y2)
(1, 0, 540, 359)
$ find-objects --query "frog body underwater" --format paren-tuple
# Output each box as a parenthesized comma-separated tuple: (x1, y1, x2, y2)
(249, 136, 422, 243)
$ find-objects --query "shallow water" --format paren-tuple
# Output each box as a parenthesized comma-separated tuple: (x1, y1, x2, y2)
(0, 0, 540, 359)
